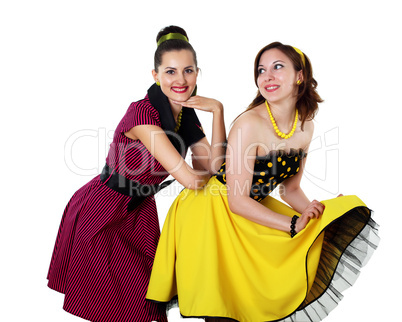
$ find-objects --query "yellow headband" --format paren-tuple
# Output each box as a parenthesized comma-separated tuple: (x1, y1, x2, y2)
(292, 46, 305, 67)
(157, 33, 189, 46)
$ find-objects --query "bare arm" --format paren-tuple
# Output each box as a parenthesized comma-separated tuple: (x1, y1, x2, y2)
(226, 114, 324, 234)
(174, 96, 226, 174)
(279, 122, 325, 232)
(226, 115, 295, 232)
(127, 124, 210, 189)
(280, 156, 324, 232)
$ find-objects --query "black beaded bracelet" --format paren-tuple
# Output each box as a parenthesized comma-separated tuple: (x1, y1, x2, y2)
(290, 215, 299, 238)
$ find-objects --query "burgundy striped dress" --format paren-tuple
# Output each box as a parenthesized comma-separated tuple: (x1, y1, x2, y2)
(47, 84, 205, 322)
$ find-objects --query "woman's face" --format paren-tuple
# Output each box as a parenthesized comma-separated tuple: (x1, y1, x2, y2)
(257, 48, 302, 105)
(152, 49, 198, 104)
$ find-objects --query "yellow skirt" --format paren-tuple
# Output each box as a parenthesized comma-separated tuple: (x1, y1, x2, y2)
(146, 177, 379, 322)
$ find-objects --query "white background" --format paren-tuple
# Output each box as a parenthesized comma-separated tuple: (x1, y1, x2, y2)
(1, 0, 400, 321)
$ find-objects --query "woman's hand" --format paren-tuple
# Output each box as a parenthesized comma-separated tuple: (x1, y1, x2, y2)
(296, 200, 325, 233)
(185, 96, 226, 174)
(172, 96, 223, 113)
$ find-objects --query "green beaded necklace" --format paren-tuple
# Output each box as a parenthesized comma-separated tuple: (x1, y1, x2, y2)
(174, 109, 183, 133)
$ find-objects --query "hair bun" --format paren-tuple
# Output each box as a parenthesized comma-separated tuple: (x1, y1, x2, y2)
(153, 25, 197, 72)
(156, 25, 189, 43)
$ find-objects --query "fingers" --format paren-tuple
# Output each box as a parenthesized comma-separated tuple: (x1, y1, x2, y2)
(171, 100, 184, 107)
(172, 96, 202, 106)
(303, 200, 325, 219)
(183, 97, 209, 110)
(298, 200, 325, 233)
(312, 200, 325, 218)
(182, 96, 201, 104)
(172, 97, 221, 113)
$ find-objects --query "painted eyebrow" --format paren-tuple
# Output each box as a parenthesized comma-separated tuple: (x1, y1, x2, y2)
(258, 60, 285, 68)
(164, 66, 195, 70)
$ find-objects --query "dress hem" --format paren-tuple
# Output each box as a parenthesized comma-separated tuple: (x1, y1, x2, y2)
(147, 205, 379, 322)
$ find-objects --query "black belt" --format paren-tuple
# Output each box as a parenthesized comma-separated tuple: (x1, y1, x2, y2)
(100, 164, 174, 212)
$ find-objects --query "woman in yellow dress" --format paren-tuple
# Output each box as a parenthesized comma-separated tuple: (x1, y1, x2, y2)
(146, 42, 379, 322)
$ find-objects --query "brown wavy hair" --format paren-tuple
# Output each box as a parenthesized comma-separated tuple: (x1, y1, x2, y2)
(246, 42, 323, 130)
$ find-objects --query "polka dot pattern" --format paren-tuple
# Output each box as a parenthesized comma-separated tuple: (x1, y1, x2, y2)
(214, 149, 306, 202)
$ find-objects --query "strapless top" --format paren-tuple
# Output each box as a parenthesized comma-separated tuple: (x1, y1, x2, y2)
(214, 149, 307, 201)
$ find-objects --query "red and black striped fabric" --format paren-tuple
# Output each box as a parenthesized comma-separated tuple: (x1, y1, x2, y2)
(47, 96, 176, 322)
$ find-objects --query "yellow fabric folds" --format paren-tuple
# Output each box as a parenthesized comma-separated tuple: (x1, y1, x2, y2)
(146, 177, 368, 321)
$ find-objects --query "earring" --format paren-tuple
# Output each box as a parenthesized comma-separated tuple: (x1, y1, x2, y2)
(296, 80, 301, 85)
(156, 81, 160, 86)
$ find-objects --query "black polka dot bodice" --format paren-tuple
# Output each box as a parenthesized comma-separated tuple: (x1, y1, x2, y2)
(214, 149, 307, 202)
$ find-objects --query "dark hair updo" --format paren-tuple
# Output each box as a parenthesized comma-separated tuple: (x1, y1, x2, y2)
(154, 25, 198, 72)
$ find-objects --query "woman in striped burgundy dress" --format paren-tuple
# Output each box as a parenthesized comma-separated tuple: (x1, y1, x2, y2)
(47, 25, 226, 322)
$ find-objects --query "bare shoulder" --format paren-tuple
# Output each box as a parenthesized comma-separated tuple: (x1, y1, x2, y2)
(297, 118, 315, 150)
(231, 108, 264, 134)
(229, 107, 270, 149)
(302, 118, 315, 138)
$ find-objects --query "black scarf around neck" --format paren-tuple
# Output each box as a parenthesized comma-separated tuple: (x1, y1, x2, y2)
(147, 83, 177, 133)
(147, 83, 205, 156)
